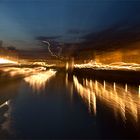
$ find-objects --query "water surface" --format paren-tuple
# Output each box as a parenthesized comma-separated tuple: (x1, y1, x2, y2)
(0, 71, 140, 139)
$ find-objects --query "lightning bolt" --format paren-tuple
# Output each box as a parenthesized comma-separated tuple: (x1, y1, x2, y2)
(42, 41, 64, 59)
(42, 41, 58, 58)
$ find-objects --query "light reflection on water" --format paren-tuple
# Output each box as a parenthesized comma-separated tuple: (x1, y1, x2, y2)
(0, 69, 140, 138)
(24, 69, 56, 91)
(73, 75, 140, 123)
(65, 73, 74, 101)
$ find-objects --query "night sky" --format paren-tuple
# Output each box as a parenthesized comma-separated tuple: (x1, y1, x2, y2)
(0, 0, 140, 49)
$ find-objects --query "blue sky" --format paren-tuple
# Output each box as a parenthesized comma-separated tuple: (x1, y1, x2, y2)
(0, 0, 140, 49)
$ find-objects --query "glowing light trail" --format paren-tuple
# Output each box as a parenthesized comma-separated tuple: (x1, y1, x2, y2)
(0, 67, 46, 77)
(24, 69, 56, 91)
(33, 62, 56, 67)
(0, 58, 18, 64)
(0, 100, 9, 108)
(73, 76, 140, 122)
(73, 76, 96, 115)
(74, 61, 140, 71)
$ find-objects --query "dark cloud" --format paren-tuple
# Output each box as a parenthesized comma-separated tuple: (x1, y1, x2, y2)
(35, 35, 64, 49)
(35, 36, 61, 41)
(67, 29, 87, 35)
(13, 40, 27, 43)
(35, 35, 63, 57)
(81, 22, 140, 51)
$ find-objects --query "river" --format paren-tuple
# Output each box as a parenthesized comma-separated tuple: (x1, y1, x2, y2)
(0, 69, 140, 139)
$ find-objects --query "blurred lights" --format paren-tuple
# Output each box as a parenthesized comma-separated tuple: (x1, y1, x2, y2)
(0, 100, 10, 108)
(0, 67, 46, 77)
(33, 62, 56, 67)
(0, 58, 18, 64)
(73, 76, 96, 115)
(74, 61, 140, 71)
(24, 69, 56, 91)
(73, 76, 140, 122)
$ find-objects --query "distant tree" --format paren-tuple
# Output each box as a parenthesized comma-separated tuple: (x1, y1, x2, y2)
(7, 46, 16, 51)
(0, 40, 3, 48)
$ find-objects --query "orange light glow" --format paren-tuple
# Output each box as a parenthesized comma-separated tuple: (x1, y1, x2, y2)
(0, 58, 18, 64)
(0, 67, 46, 77)
(73, 76, 140, 122)
(74, 61, 140, 71)
(73, 76, 96, 115)
(33, 62, 56, 67)
(24, 69, 56, 91)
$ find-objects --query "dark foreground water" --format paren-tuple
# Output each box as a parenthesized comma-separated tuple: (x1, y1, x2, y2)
(0, 70, 140, 139)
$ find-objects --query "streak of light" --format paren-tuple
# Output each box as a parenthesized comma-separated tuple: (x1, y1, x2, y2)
(66, 62, 69, 70)
(0, 67, 46, 77)
(71, 58, 74, 70)
(0, 100, 10, 108)
(65, 73, 74, 100)
(33, 62, 56, 67)
(73, 76, 140, 122)
(103, 80, 106, 91)
(73, 76, 97, 115)
(88, 88, 91, 113)
(139, 85, 140, 97)
(74, 61, 140, 71)
(0, 58, 18, 64)
(125, 84, 128, 92)
(24, 69, 56, 91)
(95, 80, 98, 90)
(114, 82, 116, 92)
(65, 73, 68, 87)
